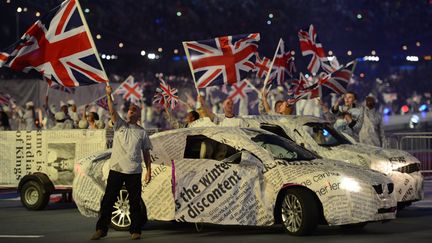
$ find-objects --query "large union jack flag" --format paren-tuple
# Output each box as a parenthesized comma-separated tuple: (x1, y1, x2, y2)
(183, 33, 260, 89)
(115, 75, 143, 104)
(0, 0, 107, 87)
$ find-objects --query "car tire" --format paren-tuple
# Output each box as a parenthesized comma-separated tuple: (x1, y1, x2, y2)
(279, 188, 319, 236)
(110, 189, 147, 231)
(20, 180, 50, 210)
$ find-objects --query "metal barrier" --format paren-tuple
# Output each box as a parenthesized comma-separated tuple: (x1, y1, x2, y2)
(386, 132, 432, 176)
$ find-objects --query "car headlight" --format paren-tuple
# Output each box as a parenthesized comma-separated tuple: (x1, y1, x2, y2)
(340, 177, 361, 192)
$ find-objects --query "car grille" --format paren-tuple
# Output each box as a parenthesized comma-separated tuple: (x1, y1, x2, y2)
(378, 207, 397, 214)
(373, 183, 394, 194)
(394, 163, 420, 174)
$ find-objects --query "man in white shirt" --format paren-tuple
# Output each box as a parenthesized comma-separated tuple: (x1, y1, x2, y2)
(91, 85, 152, 241)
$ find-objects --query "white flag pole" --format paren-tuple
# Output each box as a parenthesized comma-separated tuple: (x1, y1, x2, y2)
(262, 38, 282, 92)
(182, 41, 200, 96)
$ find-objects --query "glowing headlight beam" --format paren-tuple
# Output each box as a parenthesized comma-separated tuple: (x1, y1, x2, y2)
(340, 177, 361, 192)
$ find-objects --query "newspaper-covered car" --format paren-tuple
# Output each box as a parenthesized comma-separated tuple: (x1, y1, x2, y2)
(239, 115, 424, 207)
(73, 127, 396, 235)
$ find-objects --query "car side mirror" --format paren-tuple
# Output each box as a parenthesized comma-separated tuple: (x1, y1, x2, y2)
(240, 151, 262, 166)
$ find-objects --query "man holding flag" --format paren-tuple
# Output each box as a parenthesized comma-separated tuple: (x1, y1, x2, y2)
(91, 85, 153, 240)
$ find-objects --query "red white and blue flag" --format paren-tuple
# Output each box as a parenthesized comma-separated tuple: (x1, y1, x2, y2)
(269, 39, 296, 85)
(227, 79, 251, 103)
(183, 33, 260, 89)
(153, 90, 165, 106)
(254, 54, 271, 79)
(158, 78, 179, 109)
(115, 75, 143, 104)
(0, 0, 108, 87)
(298, 25, 334, 74)
(94, 95, 109, 110)
(319, 61, 356, 96)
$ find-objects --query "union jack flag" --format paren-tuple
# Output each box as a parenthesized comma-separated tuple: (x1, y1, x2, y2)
(254, 54, 271, 79)
(94, 95, 109, 110)
(153, 89, 165, 106)
(115, 75, 143, 104)
(319, 61, 356, 97)
(286, 73, 319, 103)
(183, 33, 260, 89)
(269, 39, 296, 84)
(158, 78, 179, 109)
(0, 0, 108, 87)
(227, 79, 251, 103)
(298, 25, 334, 75)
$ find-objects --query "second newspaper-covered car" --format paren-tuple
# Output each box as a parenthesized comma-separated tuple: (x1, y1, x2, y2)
(240, 115, 424, 207)
(73, 127, 396, 236)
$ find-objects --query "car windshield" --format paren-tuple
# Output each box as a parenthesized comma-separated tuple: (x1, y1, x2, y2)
(303, 122, 352, 147)
(251, 133, 316, 161)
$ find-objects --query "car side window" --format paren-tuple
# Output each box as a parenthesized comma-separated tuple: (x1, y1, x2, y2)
(260, 124, 294, 142)
(184, 135, 239, 161)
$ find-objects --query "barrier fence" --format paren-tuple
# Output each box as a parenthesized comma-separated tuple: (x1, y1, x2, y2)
(386, 132, 432, 177)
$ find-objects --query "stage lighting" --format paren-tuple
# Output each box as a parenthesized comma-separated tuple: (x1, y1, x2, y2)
(383, 107, 391, 116)
(409, 115, 419, 129)
(401, 105, 409, 114)
(419, 104, 428, 112)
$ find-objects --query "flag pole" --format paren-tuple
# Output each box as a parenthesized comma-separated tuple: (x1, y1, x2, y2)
(182, 41, 200, 96)
(262, 38, 282, 92)
(75, 0, 109, 85)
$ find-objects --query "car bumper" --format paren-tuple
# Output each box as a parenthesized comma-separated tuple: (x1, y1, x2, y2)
(323, 184, 397, 226)
(388, 171, 424, 203)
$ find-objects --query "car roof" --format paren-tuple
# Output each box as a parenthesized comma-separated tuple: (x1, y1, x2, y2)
(241, 115, 328, 126)
(150, 126, 271, 139)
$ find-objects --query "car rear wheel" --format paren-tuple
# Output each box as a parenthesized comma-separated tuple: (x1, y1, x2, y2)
(280, 188, 319, 236)
(20, 180, 50, 210)
(110, 189, 147, 231)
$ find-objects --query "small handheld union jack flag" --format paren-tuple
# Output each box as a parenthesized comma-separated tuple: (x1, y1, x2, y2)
(115, 75, 143, 104)
(183, 33, 260, 89)
(0, 0, 108, 87)
(269, 39, 296, 84)
(93, 95, 109, 111)
(298, 25, 331, 75)
(158, 78, 179, 110)
(254, 54, 271, 79)
(227, 79, 251, 104)
(153, 89, 165, 106)
(318, 61, 357, 97)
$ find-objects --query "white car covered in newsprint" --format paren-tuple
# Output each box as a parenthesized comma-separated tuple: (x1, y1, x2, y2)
(239, 115, 424, 208)
(73, 127, 397, 235)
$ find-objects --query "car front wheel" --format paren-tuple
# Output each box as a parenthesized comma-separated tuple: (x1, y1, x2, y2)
(280, 188, 319, 236)
(110, 189, 147, 231)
